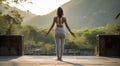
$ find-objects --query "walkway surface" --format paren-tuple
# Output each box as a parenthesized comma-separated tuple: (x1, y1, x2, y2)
(0, 56, 120, 66)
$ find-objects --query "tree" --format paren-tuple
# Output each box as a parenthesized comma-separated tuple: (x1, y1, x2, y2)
(1, 10, 23, 35)
(0, 0, 27, 4)
(0, 1, 23, 35)
(0, 15, 8, 35)
(83, 28, 105, 47)
(21, 25, 39, 43)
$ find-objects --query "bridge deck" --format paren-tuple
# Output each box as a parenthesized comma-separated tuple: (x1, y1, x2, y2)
(0, 56, 120, 66)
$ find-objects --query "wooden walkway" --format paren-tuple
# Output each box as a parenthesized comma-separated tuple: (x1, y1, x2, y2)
(0, 56, 120, 66)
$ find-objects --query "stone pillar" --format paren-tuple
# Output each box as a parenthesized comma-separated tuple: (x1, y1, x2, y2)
(96, 35, 120, 57)
(0, 35, 23, 56)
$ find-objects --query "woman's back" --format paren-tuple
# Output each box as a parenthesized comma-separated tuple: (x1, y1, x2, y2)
(54, 17, 66, 28)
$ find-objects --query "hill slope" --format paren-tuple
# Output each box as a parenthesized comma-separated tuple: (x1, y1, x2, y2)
(1, 0, 120, 29)
(24, 0, 120, 29)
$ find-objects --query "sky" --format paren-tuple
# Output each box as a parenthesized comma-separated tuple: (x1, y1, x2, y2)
(5, 0, 70, 16)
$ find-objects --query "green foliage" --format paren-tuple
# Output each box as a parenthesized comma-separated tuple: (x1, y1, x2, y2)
(65, 28, 105, 51)
(8, 24, 118, 55)
(1, 18, 120, 55)
(41, 43, 55, 54)
(0, 15, 8, 35)
(83, 28, 105, 46)
(0, 9, 23, 35)
(0, 0, 27, 4)
(107, 22, 120, 35)
(20, 25, 55, 54)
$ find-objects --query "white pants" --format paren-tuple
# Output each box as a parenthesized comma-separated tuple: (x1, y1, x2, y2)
(55, 27, 66, 56)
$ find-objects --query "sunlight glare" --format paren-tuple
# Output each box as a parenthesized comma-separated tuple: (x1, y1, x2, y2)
(7, 0, 70, 16)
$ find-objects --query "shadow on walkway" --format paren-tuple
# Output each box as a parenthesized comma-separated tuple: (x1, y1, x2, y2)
(61, 60, 83, 66)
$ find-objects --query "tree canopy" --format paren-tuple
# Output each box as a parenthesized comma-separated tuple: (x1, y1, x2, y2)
(0, 0, 27, 4)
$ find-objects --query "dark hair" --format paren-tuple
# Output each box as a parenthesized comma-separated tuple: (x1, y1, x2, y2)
(57, 7, 63, 18)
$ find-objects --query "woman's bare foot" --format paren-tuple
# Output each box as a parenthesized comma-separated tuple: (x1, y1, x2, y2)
(58, 58, 62, 61)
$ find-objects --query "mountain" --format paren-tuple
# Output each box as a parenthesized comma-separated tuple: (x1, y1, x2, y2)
(23, 0, 120, 29)
(62, 0, 120, 29)
(1, 0, 120, 29)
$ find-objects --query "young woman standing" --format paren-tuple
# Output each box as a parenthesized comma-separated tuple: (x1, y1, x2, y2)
(46, 7, 75, 61)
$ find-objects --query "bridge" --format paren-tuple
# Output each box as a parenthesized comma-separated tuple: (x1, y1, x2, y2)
(0, 56, 120, 66)
(0, 35, 120, 66)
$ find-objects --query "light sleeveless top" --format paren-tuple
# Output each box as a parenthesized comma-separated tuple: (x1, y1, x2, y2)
(56, 17, 64, 27)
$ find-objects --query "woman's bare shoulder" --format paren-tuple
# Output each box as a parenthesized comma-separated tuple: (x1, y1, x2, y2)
(53, 16, 66, 20)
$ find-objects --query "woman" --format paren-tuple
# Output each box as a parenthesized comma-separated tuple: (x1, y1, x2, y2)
(46, 7, 75, 61)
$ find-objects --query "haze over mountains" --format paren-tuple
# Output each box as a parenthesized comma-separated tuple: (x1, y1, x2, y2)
(1, 0, 120, 29)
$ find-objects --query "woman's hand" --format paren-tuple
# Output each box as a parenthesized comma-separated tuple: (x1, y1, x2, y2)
(71, 32, 76, 38)
(45, 32, 49, 37)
